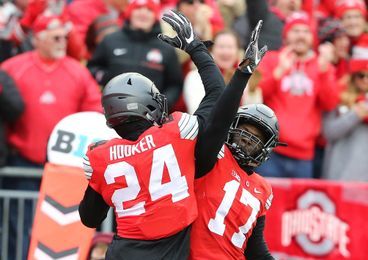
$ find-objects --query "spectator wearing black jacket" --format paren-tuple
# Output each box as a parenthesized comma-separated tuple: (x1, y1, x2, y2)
(87, 0, 183, 111)
(0, 69, 24, 166)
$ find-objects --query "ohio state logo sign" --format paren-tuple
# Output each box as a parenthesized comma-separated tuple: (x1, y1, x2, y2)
(281, 190, 350, 258)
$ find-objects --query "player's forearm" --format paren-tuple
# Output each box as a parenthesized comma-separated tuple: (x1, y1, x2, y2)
(79, 185, 110, 228)
(191, 43, 225, 118)
(191, 44, 226, 150)
(195, 70, 251, 177)
(244, 216, 275, 260)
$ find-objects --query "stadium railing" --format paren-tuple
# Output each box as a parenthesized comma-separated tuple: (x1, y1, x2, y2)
(0, 166, 113, 260)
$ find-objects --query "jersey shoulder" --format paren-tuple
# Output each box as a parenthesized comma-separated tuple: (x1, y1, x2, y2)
(88, 140, 108, 151)
(165, 112, 199, 140)
(84, 139, 114, 180)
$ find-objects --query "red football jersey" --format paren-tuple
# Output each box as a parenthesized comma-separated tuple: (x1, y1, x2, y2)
(83, 112, 199, 240)
(190, 145, 273, 260)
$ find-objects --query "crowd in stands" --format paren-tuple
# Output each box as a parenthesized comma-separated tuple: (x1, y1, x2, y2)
(0, 0, 367, 258)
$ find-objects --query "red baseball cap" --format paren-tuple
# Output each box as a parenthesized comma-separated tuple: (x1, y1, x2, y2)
(283, 11, 313, 38)
(334, 0, 367, 18)
(32, 15, 69, 34)
(125, 0, 161, 21)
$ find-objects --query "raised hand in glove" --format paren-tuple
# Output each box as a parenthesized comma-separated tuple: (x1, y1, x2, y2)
(158, 10, 202, 53)
(238, 20, 268, 74)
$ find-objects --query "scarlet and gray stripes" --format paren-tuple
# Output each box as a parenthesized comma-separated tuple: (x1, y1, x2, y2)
(83, 155, 92, 180)
(178, 113, 199, 140)
(217, 145, 225, 159)
(265, 193, 273, 210)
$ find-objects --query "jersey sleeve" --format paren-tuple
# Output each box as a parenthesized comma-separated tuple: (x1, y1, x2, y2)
(261, 180, 273, 215)
(83, 154, 93, 180)
(83, 141, 107, 194)
(178, 112, 199, 140)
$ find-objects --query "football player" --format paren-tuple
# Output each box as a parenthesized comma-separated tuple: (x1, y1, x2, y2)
(190, 104, 286, 259)
(78, 10, 267, 260)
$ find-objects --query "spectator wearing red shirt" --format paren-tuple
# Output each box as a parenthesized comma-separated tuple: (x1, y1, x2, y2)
(0, 15, 102, 259)
(256, 12, 339, 179)
(335, 0, 367, 46)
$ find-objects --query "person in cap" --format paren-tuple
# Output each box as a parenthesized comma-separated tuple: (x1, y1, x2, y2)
(318, 18, 350, 81)
(335, 0, 367, 43)
(87, 0, 184, 111)
(0, 14, 102, 259)
(322, 45, 368, 181)
(255, 11, 339, 179)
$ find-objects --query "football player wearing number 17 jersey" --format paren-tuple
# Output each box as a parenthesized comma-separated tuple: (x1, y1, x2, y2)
(190, 104, 286, 259)
(187, 20, 286, 260)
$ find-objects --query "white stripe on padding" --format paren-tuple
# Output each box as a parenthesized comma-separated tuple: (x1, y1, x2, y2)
(41, 201, 80, 226)
(34, 248, 78, 260)
(34, 249, 54, 260)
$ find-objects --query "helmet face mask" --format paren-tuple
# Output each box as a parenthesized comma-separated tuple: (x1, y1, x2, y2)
(102, 72, 168, 129)
(226, 104, 280, 168)
(229, 126, 265, 161)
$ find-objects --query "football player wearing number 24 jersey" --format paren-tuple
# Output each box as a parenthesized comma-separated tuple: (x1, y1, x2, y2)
(79, 10, 271, 260)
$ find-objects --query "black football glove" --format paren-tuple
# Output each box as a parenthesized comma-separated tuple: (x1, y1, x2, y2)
(238, 20, 268, 74)
(158, 10, 202, 53)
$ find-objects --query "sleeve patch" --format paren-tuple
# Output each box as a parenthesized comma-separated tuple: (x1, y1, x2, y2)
(178, 113, 199, 140)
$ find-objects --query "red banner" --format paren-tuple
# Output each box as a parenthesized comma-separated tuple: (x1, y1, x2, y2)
(264, 178, 368, 260)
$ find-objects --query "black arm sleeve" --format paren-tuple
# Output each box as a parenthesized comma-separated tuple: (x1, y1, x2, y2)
(195, 70, 251, 178)
(244, 216, 275, 260)
(78, 185, 110, 228)
(190, 43, 225, 128)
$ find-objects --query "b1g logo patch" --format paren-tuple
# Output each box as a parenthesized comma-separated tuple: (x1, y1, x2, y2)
(47, 112, 119, 168)
(281, 190, 350, 258)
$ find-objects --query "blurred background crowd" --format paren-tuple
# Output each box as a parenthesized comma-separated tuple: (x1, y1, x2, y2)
(0, 0, 367, 258)
(1, 0, 367, 181)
